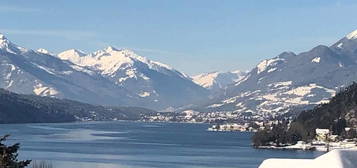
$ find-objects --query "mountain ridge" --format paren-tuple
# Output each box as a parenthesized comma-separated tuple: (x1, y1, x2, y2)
(0, 33, 209, 110)
(188, 29, 357, 119)
(0, 88, 155, 123)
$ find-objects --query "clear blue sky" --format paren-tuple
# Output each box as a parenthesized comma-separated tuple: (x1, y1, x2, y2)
(1, 0, 357, 75)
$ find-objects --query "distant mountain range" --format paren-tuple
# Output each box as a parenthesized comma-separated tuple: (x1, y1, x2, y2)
(2, 29, 357, 120)
(186, 29, 357, 118)
(0, 88, 155, 123)
(0, 34, 209, 110)
(191, 70, 247, 95)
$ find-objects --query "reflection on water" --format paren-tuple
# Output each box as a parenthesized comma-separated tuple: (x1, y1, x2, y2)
(51, 161, 128, 168)
(0, 121, 323, 168)
(43, 129, 125, 141)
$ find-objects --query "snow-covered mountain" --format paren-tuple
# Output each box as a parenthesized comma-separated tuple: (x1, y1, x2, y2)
(192, 29, 357, 118)
(0, 34, 134, 106)
(0, 34, 209, 110)
(191, 70, 246, 94)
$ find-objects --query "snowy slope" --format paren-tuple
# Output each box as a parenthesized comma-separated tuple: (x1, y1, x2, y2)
(0, 34, 209, 110)
(57, 47, 209, 109)
(191, 70, 246, 94)
(0, 34, 136, 106)
(194, 29, 357, 118)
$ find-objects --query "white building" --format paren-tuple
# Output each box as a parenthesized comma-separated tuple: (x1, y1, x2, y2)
(315, 128, 330, 141)
(316, 128, 330, 135)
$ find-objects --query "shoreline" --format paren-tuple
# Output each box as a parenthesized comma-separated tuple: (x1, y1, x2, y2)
(256, 142, 357, 152)
(256, 145, 316, 151)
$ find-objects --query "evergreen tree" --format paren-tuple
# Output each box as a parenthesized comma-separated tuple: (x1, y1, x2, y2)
(0, 135, 31, 168)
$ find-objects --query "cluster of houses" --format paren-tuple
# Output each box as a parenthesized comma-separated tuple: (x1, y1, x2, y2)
(208, 123, 251, 132)
(207, 121, 268, 132)
(314, 128, 357, 151)
(141, 110, 267, 124)
(207, 123, 357, 151)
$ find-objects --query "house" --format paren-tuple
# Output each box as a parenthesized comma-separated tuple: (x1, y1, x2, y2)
(315, 128, 330, 141)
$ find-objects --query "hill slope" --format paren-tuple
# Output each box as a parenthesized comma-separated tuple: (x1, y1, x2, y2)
(0, 89, 155, 124)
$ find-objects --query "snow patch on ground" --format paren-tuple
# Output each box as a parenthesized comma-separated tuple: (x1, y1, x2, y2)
(269, 81, 292, 88)
(223, 97, 238, 104)
(61, 71, 73, 75)
(346, 29, 357, 39)
(70, 65, 95, 75)
(312, 57, 321, 63)
(36, 48, 51, 55)
(151, 61, 173, 71)
(267, 68, 277, 73)
(235, 74, 250, 86)
(208, 82, 336, 116)
(208, 103, 224, 108)
(33, 82, 59, 97)
(337, 42, 344, 48)
(192, 72, 219, 88)
(138, 91, 150, 97)
(256, 57, 284, 74)
(3, 64, 16, 88)
(140, 74, 150, 80)
(33, 63, 56, 75)
(286, 84, 335, 97)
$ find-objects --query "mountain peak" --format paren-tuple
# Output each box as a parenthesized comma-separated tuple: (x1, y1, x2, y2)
(57, 49, 86, 62)
(278, 51, 296, 58)
(231, 69, 248, 75)
(192, 70, 247, 90)
(0, 33, 6, 40)
(59, 49, 86, 56)
(0, 33, 28, 54)
(104, 46, 119, 52)
(346, 29, 357, 40)
(0, 33, 10, 45)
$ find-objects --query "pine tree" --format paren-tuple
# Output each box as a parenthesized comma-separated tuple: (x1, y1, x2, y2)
(0, 135, 31, 168)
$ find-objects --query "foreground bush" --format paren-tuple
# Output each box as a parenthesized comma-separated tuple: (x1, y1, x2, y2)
(0, 134, 31, 167)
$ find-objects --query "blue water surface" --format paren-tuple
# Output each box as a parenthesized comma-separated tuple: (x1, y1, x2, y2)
(0, 121, 323, 168)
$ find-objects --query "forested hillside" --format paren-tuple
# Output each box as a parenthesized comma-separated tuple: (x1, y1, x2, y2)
(290, 82, 357, 140)
(252, 83, 357, 146)
(0, 89, 156, 123)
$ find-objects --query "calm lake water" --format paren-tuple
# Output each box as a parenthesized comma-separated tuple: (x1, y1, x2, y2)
(0, 121, 323, 168)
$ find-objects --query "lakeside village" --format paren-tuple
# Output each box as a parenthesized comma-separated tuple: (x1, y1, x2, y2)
(255, 128, 357, 151)
(207, 122, 357, 151)
(142, 110, 357, 151)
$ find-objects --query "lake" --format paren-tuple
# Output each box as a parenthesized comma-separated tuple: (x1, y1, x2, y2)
(0, 121, 323, 168)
